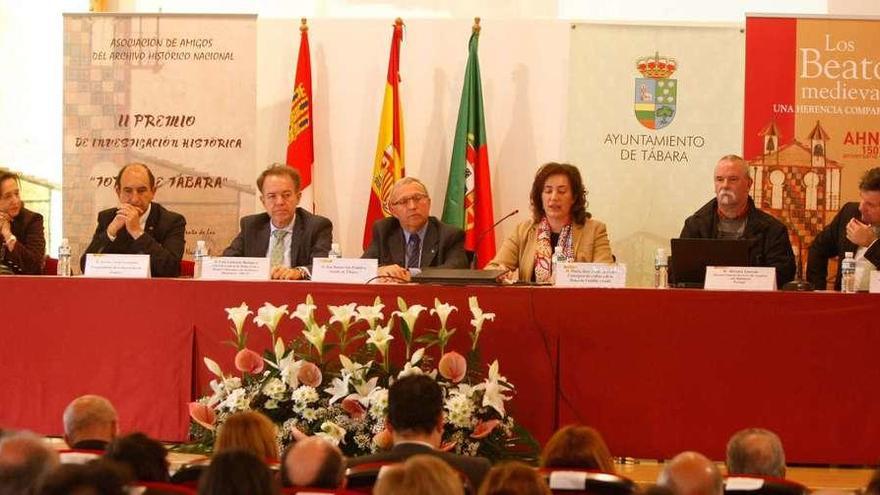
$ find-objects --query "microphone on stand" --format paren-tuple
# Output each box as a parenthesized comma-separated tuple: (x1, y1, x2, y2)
(470, 209, 519, 268)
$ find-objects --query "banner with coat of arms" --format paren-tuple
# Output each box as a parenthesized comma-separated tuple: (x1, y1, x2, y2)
(565, 23, 744, 287)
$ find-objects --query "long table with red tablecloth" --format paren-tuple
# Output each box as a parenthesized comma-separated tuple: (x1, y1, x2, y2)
(1, 277, 876, 464)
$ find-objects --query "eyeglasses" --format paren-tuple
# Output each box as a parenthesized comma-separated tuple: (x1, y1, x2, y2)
(389, 194, 428, 207)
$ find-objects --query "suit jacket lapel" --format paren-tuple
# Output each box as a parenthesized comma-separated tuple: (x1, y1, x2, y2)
(420, 220, 439, 268)
(289, 208, 305, 266)
(388, 222, 407, 266)
(255, 215, 271, 257)
(145, 203, 160, 237)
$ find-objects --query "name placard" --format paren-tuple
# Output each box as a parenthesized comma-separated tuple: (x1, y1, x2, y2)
(555, 262, 627, 288)
(704, 266, 776, 291)
(311, 258, 378, 284)
(84, 254, 151, 278)
(870, 271, 880, 293)
(200, 257, 270, 281)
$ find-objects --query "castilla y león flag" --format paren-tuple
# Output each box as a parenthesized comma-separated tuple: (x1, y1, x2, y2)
(287, 19, 314, 211)
(363, 19, 406, 250)
(441, 25, 495, 267)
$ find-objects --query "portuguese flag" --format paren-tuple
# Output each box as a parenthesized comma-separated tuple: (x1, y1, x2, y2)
(363, 18, 405, 250)
(442, 23, 495, 267)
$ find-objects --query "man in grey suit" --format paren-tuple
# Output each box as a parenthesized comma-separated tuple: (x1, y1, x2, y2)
(346, 374, 490, 491)
(362, 177, 468, 282)
(223, 164, 332, 280)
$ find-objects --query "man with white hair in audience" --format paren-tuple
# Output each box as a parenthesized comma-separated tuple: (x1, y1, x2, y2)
(285, 436, 346, 489)
(658, 451, 724, 495)
(0, 430, 59, 495)
(726, 428, 786, 479)
(62, 395, 118, 455)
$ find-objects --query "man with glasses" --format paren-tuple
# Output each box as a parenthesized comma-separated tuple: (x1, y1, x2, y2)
(362, 177, 468, 282)
(224, 164, 332, 280)
(0, 171, 46, 274)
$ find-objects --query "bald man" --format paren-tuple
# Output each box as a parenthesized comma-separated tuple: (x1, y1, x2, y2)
(284, 437, 345, 489)
(680, 154, 796, 288)
(0, 431, 59, 495)
(726, 428, 786, 479)
(62, 395, 118, 451)
(81, 162, 186, 277)
(658, 451, 723, 495)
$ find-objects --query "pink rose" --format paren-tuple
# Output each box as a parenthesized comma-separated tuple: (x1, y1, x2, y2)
(438, 351, 467, 383)
(234, 348, 264, 374)
(297, 361, 323, 387)
(342, 394, 367, 420)
(439, 441, 458, 452)
(470, 419, 501, 439)
(373, 427, 393, 450)
(188, 402, 216, 431)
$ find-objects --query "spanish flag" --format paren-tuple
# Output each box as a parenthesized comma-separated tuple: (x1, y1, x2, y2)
(363, 18, 405, 250)
(287, 19, 314, 212)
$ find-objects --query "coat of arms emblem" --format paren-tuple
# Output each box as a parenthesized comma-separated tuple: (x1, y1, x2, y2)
(634, 52, 677, 130)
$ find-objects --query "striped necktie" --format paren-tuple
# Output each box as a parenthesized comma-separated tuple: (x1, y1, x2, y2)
(406, 234, 420, 269)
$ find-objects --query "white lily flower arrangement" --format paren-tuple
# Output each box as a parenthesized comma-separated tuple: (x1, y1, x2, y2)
(184, 295, 537, 462)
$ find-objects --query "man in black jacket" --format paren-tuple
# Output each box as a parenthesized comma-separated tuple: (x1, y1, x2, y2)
(223, 164, 332, 279)
(807, 167, 880, 290)
(0, 172, 46, 274)
(362, 177, 468, 282)
(81, 163, 186, 277)
(679, 155, 796, 288)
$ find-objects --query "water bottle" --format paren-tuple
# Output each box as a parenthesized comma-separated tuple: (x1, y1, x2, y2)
(551, 245, 567, 284)
(193, 240, 207, 279)
(328, 243, 342, 259)
(841, 251, 856, 293)
(654, 247, 668, 289)
(57, 238, 71, 277)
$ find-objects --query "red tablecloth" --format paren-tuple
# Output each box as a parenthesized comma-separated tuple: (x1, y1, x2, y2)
(1, 277, 877, 463)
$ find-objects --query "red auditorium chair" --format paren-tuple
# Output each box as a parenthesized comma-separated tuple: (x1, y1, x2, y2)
(724, 475, 808, 495)
(538, 468, 637, 495)
(133, 481, 198, 494)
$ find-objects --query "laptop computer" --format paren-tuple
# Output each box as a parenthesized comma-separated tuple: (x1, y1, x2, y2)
(669, 238, 752, 288)
(411, 268, 507, 285)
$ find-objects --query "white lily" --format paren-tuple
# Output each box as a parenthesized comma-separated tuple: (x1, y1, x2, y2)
(328, 303, 357, 328)
(366, 323, 395, 356)
(224, 303, 252, 338)
(475, 360, 513, 416)
(339, 355, 373, 381)
(317, 421, 347, 445)
(204, 357, 224, 379)
(392, 302, 426, 333)
(468, 296, 496, 346)
(430, 298, 457, 329)
(356, 303, 385, 329)
(273, 338, 285, 363)
(253, 302, 289, 335)
(410, 348, 425, 365)
(324, 373, 351, 404)
(397, 361, 424, 379)
(303, 324, 327, 354)
(290, 298, 317, 328)
(352, 376, 379, 398)
(275, 353, 303, 388)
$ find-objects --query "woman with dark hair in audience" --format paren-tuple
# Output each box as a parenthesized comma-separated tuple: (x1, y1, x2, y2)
(478, 461, 552, 495)
(103, 432, 170, 482)
(485, 162, 613, 283)
(373, 454, 465, 495)
(198, 450, 279, 495)
(214, 411, 279, 463)
(40, 459, 129, 495)
(540, 425, 616, 473)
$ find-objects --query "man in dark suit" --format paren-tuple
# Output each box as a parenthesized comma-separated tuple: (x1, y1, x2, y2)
(807, 167, 880, 290)
(223, 164, 331, 280)
(362, 177, 468, 282)
(81, 163, 186, 277)
(0, 172, 46, 274)
(346, 374, 490, 490)
(680, 154, 796, 288)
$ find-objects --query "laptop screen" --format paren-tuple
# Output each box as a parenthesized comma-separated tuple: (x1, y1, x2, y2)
(669, 238, 752, 288)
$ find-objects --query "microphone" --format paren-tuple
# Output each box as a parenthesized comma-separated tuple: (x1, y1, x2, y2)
(470, 209, 519, 268)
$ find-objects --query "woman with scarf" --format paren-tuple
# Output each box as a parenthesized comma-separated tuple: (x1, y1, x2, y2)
(485, 163, 613, 282)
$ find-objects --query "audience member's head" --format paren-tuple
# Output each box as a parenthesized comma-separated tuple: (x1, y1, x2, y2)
(374, 454, 464, 495)
(657, 451, 723, 495)
(103, 432, 169, 482)
(198, 450, 279, 495)
(540, 424, 615, 472)
(479, 461, 552, 495)
(63, 395, 118, 450)
(0, 431, 59, 495)
(214, 411, 279, 462)
(40, 459, 129, 495)
(283, 436, 344, 488)
(387, 374, 444, 447)
(726, 428, 786, 479)
(866, 467, 880, 495)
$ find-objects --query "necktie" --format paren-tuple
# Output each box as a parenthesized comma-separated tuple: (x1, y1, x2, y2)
(406, 234, 421, 269)
(270, 230, 288, 267)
